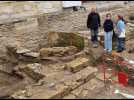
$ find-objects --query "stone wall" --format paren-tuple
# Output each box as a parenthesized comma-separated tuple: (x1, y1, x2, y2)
(0, 1, 62, 56)
(0, 1, 133, 58)
(0, 1, 62, 19)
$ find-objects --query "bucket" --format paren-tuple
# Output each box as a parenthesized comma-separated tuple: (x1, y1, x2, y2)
(118, 72, 128, 86)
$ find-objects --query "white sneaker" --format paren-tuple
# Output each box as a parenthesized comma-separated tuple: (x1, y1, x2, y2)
(93, 43, 98, 48)
(104, 49, 107, 51)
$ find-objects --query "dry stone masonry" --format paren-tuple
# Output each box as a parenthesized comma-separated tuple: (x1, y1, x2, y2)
(0, 1, 134, 99)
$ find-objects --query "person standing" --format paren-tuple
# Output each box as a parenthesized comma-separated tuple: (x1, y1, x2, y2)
(116, 14, 126, 53)
(103, 13, 114, 53)
(87, 7, 101, 48)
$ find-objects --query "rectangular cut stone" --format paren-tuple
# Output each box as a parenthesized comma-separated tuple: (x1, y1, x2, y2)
(66, 57, 89, 73)
(72, 66, 98, 84)
(65, 79, 104, 99)
(39, 46, 77, 58)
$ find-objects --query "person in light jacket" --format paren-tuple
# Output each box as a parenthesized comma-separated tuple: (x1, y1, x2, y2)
(116, 14, 126, 53)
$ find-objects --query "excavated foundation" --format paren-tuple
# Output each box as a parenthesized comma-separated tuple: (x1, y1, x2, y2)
(0, 3, 134, 99)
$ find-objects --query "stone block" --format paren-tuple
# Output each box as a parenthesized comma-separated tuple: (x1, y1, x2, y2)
(68, 79, 104, 99)
(65, 57, 89, 72)
(23, 52, 39, 58)
(19, 63, 45, 82)
(28, 66, 97, 99)
(39, 46, 77, 58)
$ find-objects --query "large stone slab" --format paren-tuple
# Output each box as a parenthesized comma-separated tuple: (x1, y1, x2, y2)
(28, 66, 97, 99)
(65, 57, 89, 72)
(63, 79, 104, 99)
(39, 46, 77, 58)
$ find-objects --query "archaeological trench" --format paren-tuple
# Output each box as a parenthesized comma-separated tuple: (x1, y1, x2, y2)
(0, 2, 134, 99)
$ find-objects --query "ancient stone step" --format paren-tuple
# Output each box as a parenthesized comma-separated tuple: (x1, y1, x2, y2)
(39, 46, 77, 58)
(40, 50, 86, 63)
(65, 57, 89, 73)
(27, 66, 97, 99)
(63, 78, 105, 99)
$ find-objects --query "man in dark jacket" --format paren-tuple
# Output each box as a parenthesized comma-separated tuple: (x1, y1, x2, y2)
(87, 7, 101, 48)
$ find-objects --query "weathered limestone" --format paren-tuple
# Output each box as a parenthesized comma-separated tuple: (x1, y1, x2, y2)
(19, 63, 45, 82)
(23, 52, 39, 58)
(14, 18, 38, 32)
(63, 79, 104, 99)
(28, 66, 97, 99)
(39, 46, 77, 58)
(65, 57, 89, 72)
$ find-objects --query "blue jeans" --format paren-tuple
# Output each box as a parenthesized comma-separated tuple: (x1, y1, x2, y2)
(90, 29, 98, 44)
(117, 37, 125, 51)
(104, 31, 113, 52)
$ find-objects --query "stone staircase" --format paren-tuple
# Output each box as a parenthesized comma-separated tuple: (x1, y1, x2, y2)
(7, 53, 103, 99)
(1, 31, 105, 99)
(27, 62, 98, 99)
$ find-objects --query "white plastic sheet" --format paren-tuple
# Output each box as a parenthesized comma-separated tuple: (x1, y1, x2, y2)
(62, 1, 82, 8)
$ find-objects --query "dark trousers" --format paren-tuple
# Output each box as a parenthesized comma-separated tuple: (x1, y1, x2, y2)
(117, 37, 125, 51)
(90, 29, 98, 43)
